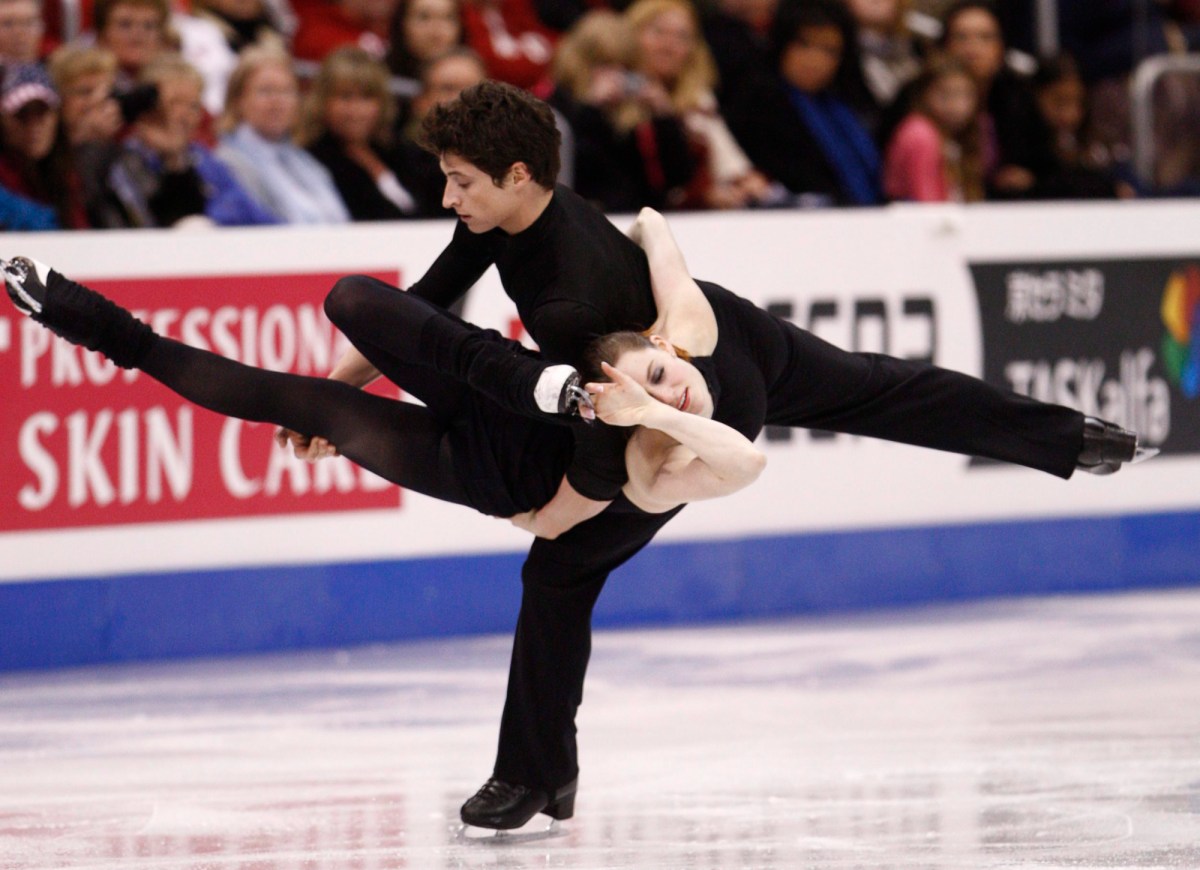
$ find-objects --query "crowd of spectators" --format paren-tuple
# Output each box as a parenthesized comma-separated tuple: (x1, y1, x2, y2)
(2, 0, 1198, 230)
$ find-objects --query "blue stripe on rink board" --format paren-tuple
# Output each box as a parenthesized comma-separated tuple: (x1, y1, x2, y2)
(2, 510, 1199, 671)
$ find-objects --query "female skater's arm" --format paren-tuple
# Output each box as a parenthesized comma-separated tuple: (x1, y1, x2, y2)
(628, 208, 716, 352)
(590, 363, 765, 506)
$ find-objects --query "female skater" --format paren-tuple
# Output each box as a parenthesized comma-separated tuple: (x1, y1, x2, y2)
(0, 255, 765, 526)
(587, 206, 1142, 479)
(454, 205, 1147, 830)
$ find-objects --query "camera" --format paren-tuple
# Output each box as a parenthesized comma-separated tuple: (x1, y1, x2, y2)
(112, 83, 159, 124)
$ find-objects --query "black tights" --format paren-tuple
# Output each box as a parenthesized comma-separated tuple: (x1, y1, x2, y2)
(138, 338, 473, 507)
(322, 274, 555, 422)
(42, 269, 475, 508)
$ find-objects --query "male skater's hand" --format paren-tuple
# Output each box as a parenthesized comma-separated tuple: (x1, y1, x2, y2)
(274, 427, 339, 462)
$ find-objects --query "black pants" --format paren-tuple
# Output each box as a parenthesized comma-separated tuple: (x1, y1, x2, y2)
(323, 275, 554, 423)
(762, 320, 1083, 479)
(491, 499, 682, 790)
(486, 318, 1086, 794)
(40, 270, 568, 516)
(326, 274, 1084, 794)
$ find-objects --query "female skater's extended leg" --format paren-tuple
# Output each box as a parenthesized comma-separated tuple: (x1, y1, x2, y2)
(324, 275, 591, 419)
(758, 310, 1138, 478)
(3, 257, 473, 506)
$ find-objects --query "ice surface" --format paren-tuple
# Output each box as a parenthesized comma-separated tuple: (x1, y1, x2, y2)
(2, 589, 1199, 869)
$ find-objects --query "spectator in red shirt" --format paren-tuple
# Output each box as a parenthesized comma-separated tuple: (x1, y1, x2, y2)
(462, 0, 557, 89)
(292, 0, 398, 62)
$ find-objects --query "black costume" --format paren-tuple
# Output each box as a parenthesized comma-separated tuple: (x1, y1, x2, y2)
(697, 281, 1082, 477)
(17, 267, 574, 521)
(475, 276, 1085, 799)
(406, 185, 658, 499)
(8, 173, 1096, 815)
(339, 185, 1088, 802)
(381, 186, 675, 795)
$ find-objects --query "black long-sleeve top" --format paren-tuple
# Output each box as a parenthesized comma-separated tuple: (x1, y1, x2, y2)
(408, 184, 657, 499)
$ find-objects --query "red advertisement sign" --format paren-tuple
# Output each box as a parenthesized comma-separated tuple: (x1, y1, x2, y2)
(1, 271, 404, 532)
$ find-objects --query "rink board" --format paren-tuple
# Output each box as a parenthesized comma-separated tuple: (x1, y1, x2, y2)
(3, 202, 1200, 670)
(2, 509, 1198, 670)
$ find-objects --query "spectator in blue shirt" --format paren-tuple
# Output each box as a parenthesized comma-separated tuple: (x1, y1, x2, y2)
(98, 53, 281, 227)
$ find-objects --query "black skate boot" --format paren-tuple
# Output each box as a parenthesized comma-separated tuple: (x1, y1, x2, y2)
(1076, 416, 1157, 475)
(2, 255, 154, 369)
(459, 776, 577, 830)
(533, 365, 595, 420)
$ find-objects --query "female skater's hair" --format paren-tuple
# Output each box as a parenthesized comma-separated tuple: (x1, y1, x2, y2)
(584, 330, 692, 383)
(419, 81, 561, 187)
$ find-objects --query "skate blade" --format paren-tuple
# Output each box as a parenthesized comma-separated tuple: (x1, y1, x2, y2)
(455, 818, 567, 844)
(1131, 447, 1160, 465)
(566, 385, 596, 422)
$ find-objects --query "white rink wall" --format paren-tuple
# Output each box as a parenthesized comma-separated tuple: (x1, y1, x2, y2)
(2, 201, 1199, 669)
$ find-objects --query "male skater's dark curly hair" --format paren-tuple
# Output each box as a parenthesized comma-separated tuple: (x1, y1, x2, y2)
(419, 81, 561, 188)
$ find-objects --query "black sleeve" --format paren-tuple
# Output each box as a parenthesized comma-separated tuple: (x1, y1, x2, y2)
(527, 299, 632, 497)
(566, 421, 630, 499)
(526, 299, 610, 370)
(406, 219, 496, 306)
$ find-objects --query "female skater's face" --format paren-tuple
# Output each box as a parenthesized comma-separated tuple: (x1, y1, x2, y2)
(612, 336, 713, 418)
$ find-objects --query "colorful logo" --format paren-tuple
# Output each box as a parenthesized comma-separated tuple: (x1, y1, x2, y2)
(1160, 264, 1200, 398)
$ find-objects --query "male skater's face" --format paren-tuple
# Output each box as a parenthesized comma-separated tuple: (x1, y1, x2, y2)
(440, 152, 523, 234)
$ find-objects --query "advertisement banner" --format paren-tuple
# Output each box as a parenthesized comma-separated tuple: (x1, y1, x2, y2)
(971, 258, 1200, 458)
(1, 271, 401, 532)
(3, 209, 1200, 588)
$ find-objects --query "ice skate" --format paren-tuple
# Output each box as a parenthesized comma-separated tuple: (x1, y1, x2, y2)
(2, 255, 51, 317)
(2, 255, 154, 368)
(1076, 417, 1157, 475)
(459, 776, 577, 830)
(534, 365, 596, 420)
